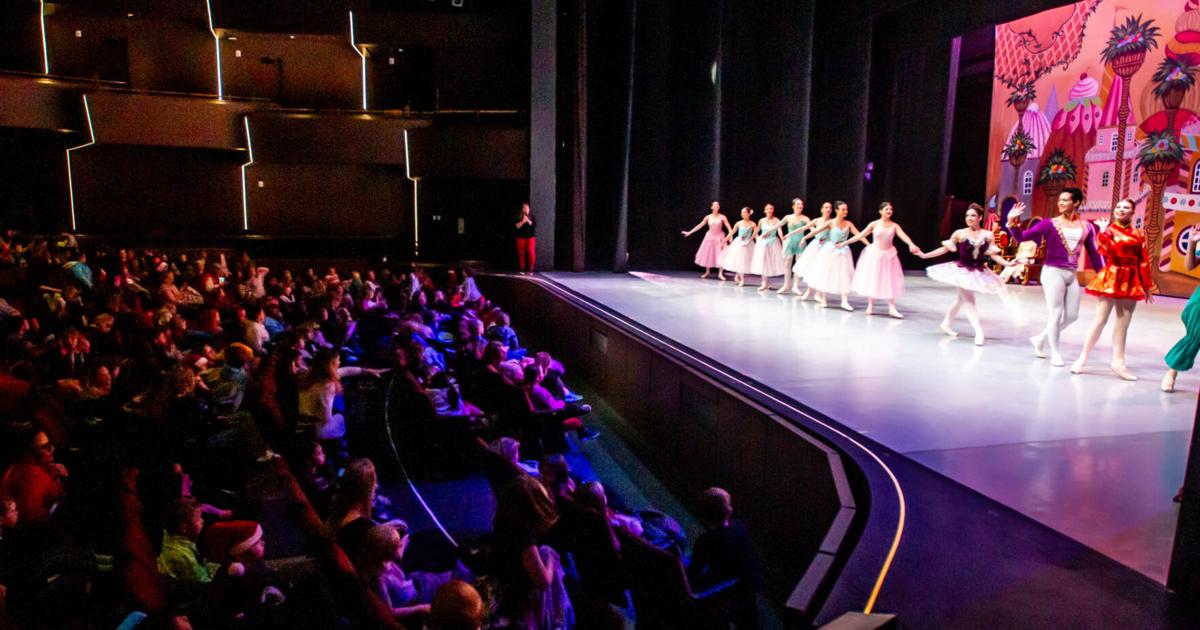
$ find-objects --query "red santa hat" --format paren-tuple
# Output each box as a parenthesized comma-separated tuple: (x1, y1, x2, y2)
(206, 520, 263, 570)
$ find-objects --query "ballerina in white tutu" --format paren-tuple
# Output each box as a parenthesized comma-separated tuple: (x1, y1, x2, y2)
(800, 201, 859, 311)
(792, 202, 833, 299)
(837, 202, 922, 318)
(918, 203, 1017, 346)
(681, 201, 732, 280)
(750, 203, 787, 291)
(719, 206, 757, 286)
(775, 198, 811, 295)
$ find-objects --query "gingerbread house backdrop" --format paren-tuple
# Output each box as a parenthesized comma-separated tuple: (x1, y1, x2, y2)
(987, 0, 1200, 296)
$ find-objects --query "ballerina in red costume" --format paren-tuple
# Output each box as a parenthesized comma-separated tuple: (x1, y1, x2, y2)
(1071, 198, 1154, 380)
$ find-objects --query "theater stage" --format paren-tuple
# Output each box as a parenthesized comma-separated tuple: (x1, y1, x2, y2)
(542, 270, 1196, 584)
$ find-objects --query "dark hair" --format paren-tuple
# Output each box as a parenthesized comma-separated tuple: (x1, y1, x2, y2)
(878, 202, 892, 212)
(1062, 187, 1084, 205)
(835, 200, 848, 210)
(696, 487, 733, 527)
(966, 203, 984, 218)
(163, 497, 200, 535)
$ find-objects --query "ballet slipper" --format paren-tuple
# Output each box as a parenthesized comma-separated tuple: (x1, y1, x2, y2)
(701, 271, 710, 279)
(1050, 354, 1065, 367)
(887, 307, 904, 319)
(839, 300, 854, 312)
(736, 276, 745, 287)
(974, 331, 985, 346)
(792, 284, 803, 296)
(800, 289, 812, 301)
(939, 322, 958, 337)
(864, 306, 874, 316)
(1070, 358, 1085, 374)
(1110, 363, 1137, 381)
(757, 284, 769, 292)
(775, 285, 788, 294)
(1030, 334, 1047, 359)
(1162, 370, 1178, 393)
(718, 273, 727, 281)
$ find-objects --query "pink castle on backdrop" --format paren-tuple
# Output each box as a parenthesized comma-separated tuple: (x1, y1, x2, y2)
(1081, 75, 1143, 221)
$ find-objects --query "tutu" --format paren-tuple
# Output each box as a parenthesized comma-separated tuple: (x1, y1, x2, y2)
(926, 263, 1006, 294)
(694, 231, 724, 268)
(807, 246, 855, 294)
(751, 239, 787, 277)
(781, 220, 809, 257)
(792, 240, 823, 277)
(719, 238, 754, 273)
(851, 245, 904, 299)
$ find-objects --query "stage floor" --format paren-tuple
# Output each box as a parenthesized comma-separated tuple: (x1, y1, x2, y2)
(544, 270, 1196, 584)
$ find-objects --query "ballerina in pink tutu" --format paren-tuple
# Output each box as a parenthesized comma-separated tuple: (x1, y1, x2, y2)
(838, 202, 922, 318)
(681, 201, 732, 280)
(918, 203, 1017, 345)
(718, 207, 756, 286)
(800, 201, 859, 310)
(750, 203, 787, 291)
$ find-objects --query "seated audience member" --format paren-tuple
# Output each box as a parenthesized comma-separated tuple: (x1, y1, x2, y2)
(205, 520, 285, 625)
(157, 497, 216, 603)
(425, 370, 483, 419)
(687, 487, 763, 629)
(429, 579, 486, 630)
(242, 305, 270, 355)
(359, 522, 459, 621)
(202, 342, 254, 412)
(327, 458, 381, 562)
(0, 429, 67, 524)
(491, 475, 573, 629)
(523, 364, 599, 442)
(287, 440, 333, 516)
(484, 312, 523, 358)
(299, 348, 387, 447)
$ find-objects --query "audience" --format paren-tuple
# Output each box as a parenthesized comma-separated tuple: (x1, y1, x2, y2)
(0, 233, 761, 630)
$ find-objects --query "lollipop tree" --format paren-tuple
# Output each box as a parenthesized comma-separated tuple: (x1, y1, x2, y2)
(1036, 149, 1078, 204)
(1002, 129, 1036, 195)
(1139, 129, 1185, 281)
(1101, 14, 1161, 209)
(1152, 55, 1199, 134)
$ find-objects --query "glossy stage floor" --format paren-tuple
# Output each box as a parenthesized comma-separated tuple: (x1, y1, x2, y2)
(543, 270, 1197, 584)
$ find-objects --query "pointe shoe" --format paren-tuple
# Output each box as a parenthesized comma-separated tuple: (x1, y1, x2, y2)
(974, 332, 985, 346)
(1110, 363, 1137, 381)
(888, 307, 904, 319)
(718, 273, 727, 281)
(939, 322, 958, 337)
(800, 290, 812, 301)
(792, 285, 803, 296)
(1050, 355, 1065, 367)
(736, 278, 745, 287)
(840, 300, 854, 312)
(1030, 335, 1047, 359)
(1070, 359, 1085, 374)
(1162, 371, 1177, 393)
(701, 271, 710, 279)
(757, 285, 769, 292)
(864, 306, 874, 316)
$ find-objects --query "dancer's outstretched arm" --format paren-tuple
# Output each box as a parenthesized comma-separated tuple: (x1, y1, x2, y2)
(681, 217, 708, 237)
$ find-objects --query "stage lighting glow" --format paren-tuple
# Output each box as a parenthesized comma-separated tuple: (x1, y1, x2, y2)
(204, 0, 224, 99)
(404, 129, 420, 256)
(239, 118, 254, 230)
(349, 11, 368, 110)
(65, 95, 97, 232)
(39, 0, 49, 74)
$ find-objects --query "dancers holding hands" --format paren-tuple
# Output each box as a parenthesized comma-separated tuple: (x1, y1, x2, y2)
(838, 202, 922, 318)
(775, 198, 811, 295)
(719, 206, 757, 286)
(682, 201, 732, 280)
(801, 201, 860, 311)
(750, 203, 788, 291)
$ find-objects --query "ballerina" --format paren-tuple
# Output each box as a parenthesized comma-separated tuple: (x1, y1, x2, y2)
(1071, 199, 1155, 380)
(718, 207, 756, 286)
(1006, 189, 1104, 367)
(775, 198, 811, 294)
(918, 203, 1017, 345)
(802, 201, 859, 311)
(838, 201, 922, 318)
(750, 203, 787, 291)
(792, 202, 833, 299)
(681, 201, 732, 280)
(1163, 229, 1200, 392)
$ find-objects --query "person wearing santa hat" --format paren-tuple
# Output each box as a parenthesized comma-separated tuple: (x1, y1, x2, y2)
(205, 520, 284, 624)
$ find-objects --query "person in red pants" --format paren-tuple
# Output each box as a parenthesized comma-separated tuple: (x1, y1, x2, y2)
(515, 203, 536, 274)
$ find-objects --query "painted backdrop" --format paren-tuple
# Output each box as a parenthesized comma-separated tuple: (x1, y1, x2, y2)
(986, 0, 1200, 296)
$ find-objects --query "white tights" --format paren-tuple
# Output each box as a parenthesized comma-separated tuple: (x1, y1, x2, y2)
(1075, 297, 1136, 367)
(1039, 266, 1081, 360)
(944, 288, 982, 335)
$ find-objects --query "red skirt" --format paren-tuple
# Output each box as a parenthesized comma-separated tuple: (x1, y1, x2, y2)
(1085, 264, 1148, 300)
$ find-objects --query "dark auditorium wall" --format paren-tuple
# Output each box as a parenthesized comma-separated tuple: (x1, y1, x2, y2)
(244, 163, 410, 237)
(220, 33, 361, 108)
